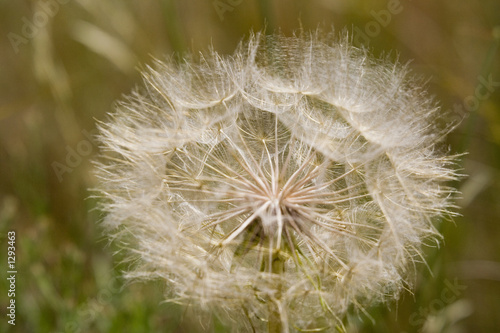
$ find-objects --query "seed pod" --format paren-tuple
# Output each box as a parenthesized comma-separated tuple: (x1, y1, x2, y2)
(95, 31, 459, 332)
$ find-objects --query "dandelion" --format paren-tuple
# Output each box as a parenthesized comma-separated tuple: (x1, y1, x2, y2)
(95, 31, 459, 332)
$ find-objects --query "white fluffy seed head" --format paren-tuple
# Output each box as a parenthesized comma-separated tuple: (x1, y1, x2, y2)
(95, 31, 459, 331)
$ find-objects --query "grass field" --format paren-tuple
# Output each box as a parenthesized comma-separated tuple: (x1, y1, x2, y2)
(1, 0, 499, 332)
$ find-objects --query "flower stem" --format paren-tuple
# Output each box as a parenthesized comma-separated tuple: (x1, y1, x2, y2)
(268, 251, 285, 333)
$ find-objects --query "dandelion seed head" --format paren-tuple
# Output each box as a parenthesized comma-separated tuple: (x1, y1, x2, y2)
(95, 31, 459, 331)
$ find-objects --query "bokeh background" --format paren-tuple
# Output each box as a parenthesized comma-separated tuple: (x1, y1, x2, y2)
(1, 0, 499, 332)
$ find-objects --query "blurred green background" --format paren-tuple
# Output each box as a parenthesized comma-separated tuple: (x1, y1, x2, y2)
(1, 0, 499, 332)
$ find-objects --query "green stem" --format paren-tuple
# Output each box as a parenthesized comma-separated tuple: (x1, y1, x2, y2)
(268, 251, 285, 333)
(160, 0, 186, 59)
(459, 29, 500, 152)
